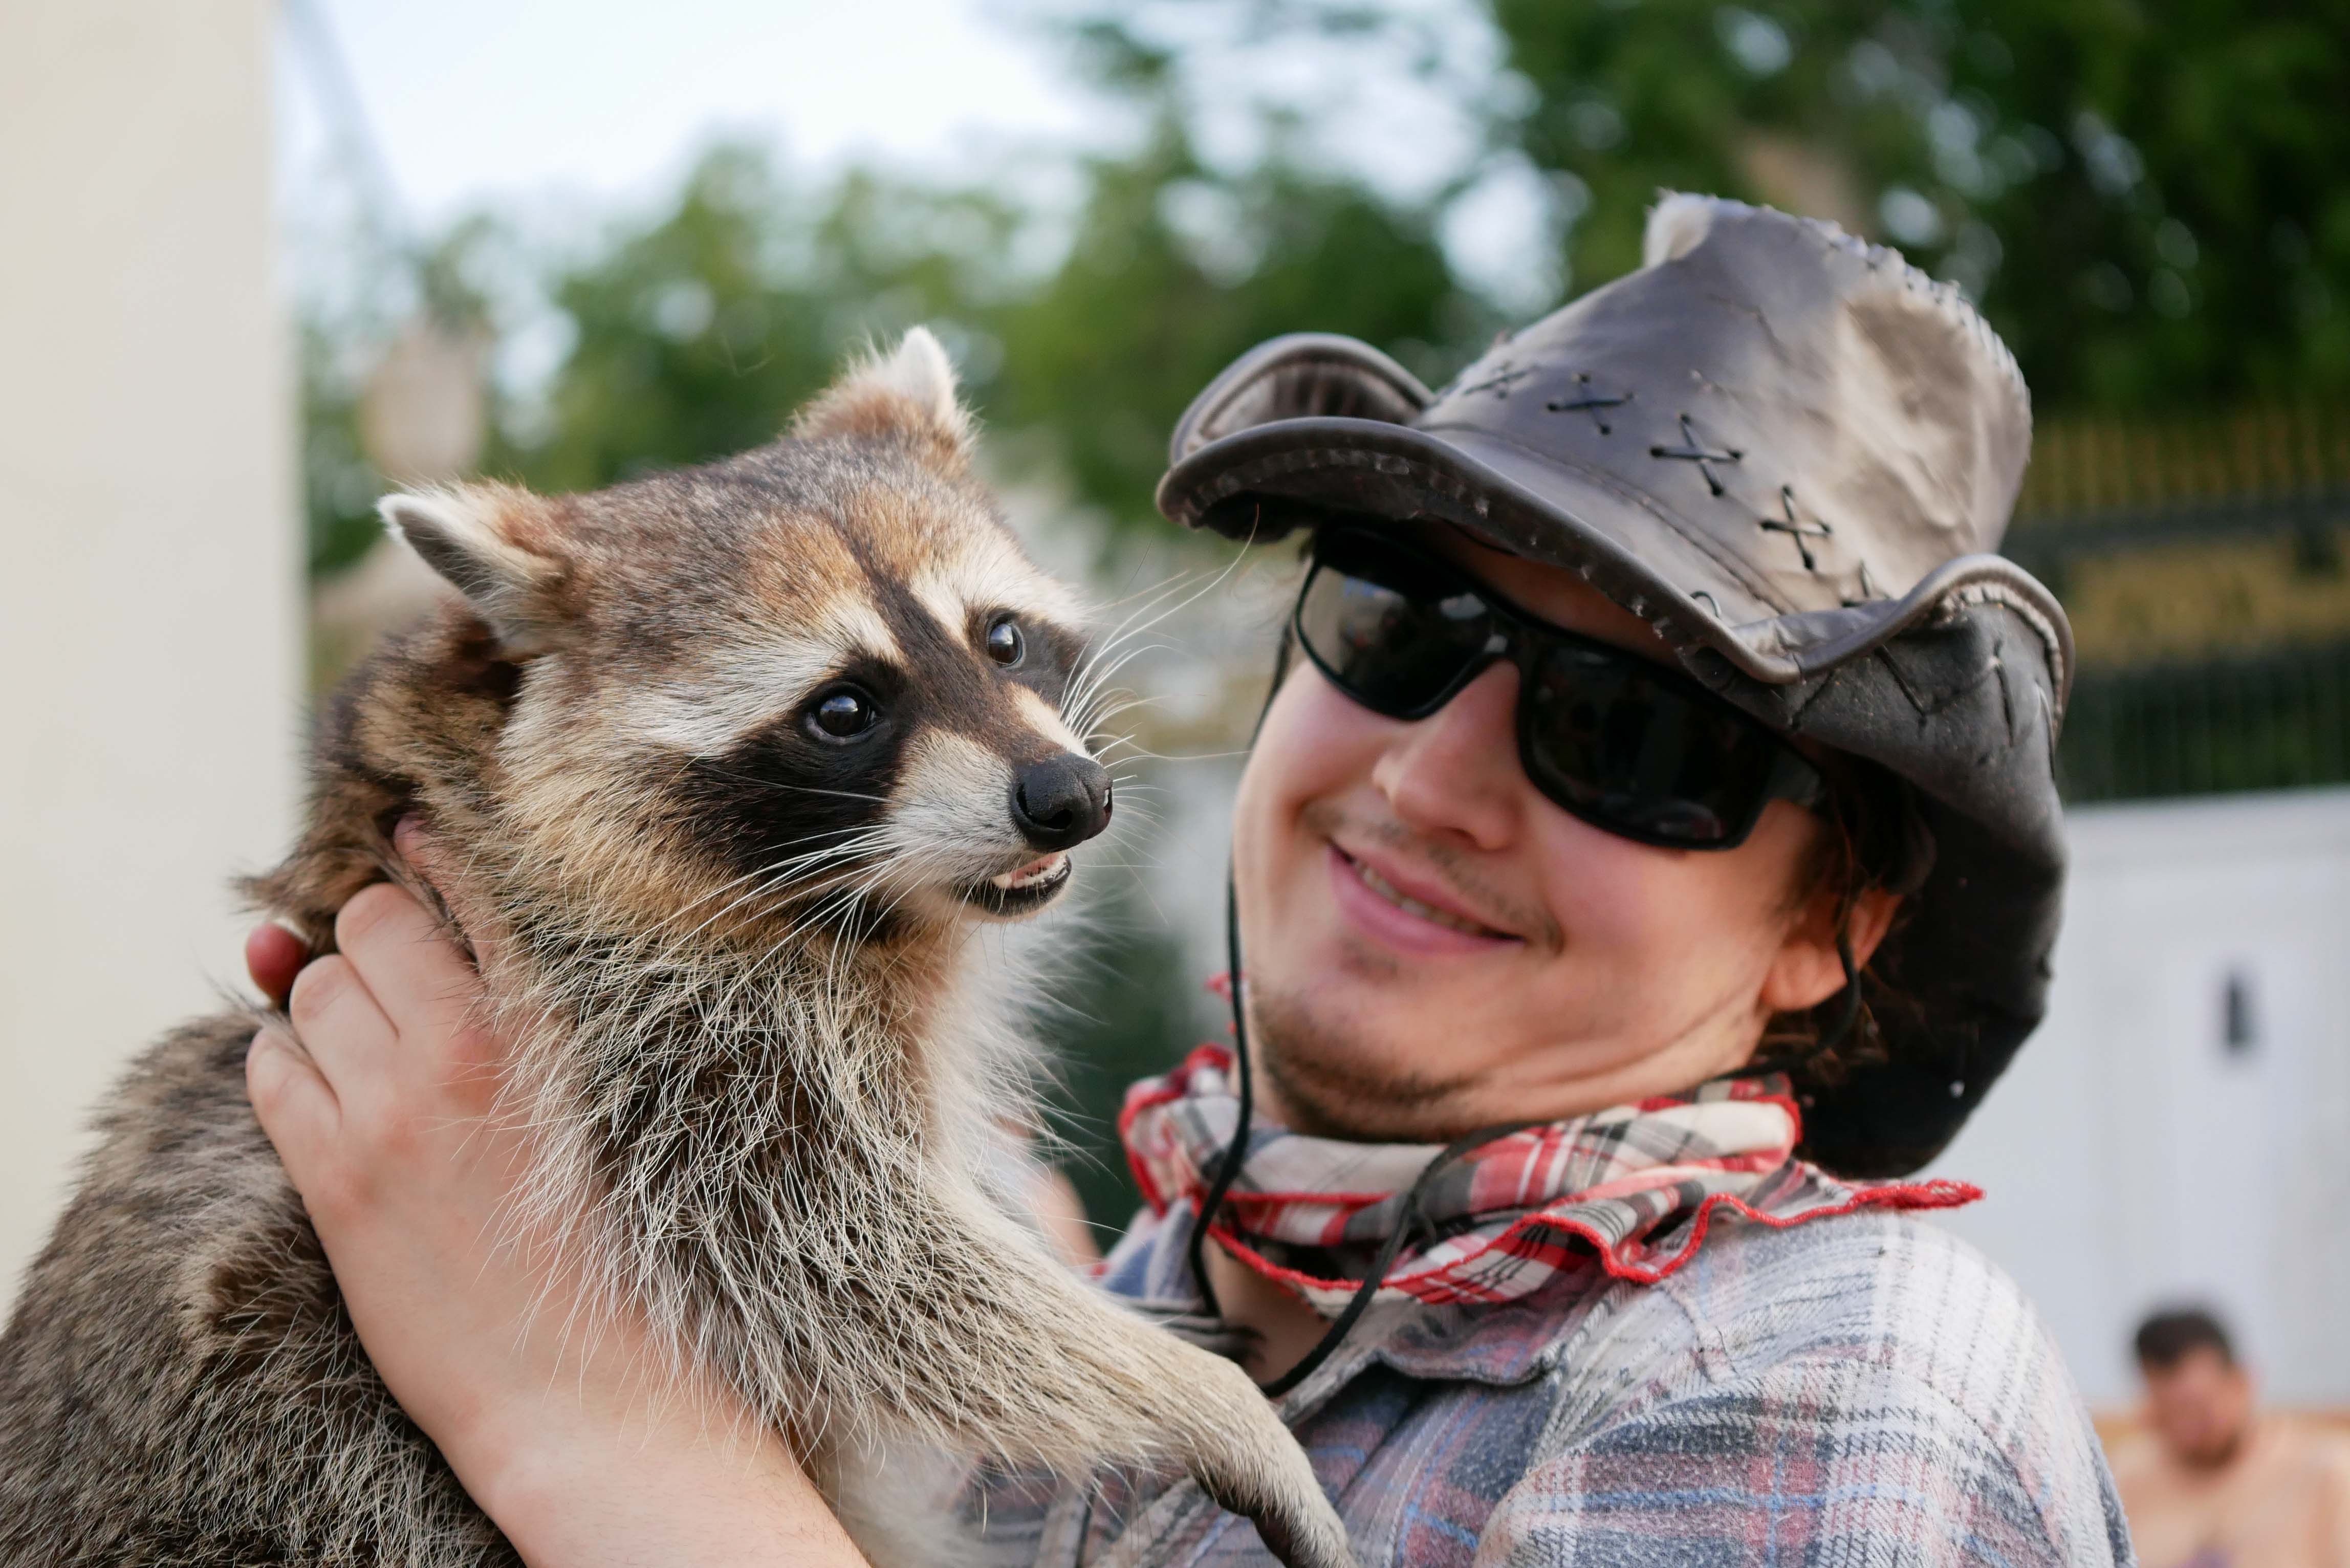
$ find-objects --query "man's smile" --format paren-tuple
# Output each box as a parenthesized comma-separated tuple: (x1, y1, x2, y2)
(1327, 841, 1522, 953)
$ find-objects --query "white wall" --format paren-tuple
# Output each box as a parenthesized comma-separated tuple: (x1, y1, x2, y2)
(1923, 787, 2350, 1408)
(0, 0, 299, 1301)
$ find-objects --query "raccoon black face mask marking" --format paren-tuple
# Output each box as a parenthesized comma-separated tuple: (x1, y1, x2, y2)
(0, 329, 1355, 1568)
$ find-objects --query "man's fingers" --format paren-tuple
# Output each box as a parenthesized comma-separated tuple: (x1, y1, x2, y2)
(334, 879, 486, 1049)
(245, 1026, 341, 1183)
(287, 950, 398, 1093)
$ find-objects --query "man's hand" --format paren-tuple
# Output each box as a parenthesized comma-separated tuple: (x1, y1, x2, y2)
(244, 821, 867, 1566)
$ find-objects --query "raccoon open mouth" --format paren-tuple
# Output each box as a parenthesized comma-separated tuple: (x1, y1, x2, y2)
(958, 852, 1073, 917)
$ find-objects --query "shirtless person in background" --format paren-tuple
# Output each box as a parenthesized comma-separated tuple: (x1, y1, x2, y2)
(2114, 1308, 2350, 1568)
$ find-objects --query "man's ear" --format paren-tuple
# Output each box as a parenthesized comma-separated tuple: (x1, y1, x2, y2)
(378, 482, 571, 656)
(791, 326, 974, 473)
(1760, 884, 1903, 1017)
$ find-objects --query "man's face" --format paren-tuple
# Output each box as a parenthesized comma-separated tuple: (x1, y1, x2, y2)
(2143, 1347, 2253, 1469)
(1230, 527, 1832, 1142)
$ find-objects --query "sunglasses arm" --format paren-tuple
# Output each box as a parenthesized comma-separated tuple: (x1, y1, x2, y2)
(1767, 746, 1830, 814)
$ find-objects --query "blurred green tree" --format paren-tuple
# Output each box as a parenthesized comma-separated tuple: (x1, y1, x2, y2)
(515, 148, 1026, 493)
(1047, 0, 2350, 410)
(1485, 0, 2350, 409)
(302, 2, 2350, 575)
(995, 126, 1475, 530)
(504, 120, 1476, 542)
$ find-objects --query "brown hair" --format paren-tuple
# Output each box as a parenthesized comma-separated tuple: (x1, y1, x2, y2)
(2135, 1306, 2237, 1370)
(1758, 754, 1930, 1085)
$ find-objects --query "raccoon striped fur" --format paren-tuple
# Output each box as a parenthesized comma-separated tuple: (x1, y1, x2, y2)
(0, 331, 1354, 1568)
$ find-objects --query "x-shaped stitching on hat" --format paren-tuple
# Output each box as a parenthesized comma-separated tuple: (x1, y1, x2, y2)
(1759, 485, 1834, 571)
(1544, 372, 1631, 434)
(1649, 413, 1744, 496)
(1841, 561, 1885, 607)
(1455, 361, 1533, 399)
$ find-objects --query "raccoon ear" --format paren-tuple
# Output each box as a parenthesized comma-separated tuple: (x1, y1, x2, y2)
(792, 326, 975, 472)
(379, 484, 571, 656)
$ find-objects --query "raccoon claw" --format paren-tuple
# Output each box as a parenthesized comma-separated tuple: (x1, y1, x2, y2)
(1200, 1477, 1357, 1568)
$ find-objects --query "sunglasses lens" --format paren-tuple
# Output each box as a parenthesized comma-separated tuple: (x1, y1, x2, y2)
(1296, 546, 1495, 716)
(1524, 643, 1786, 845)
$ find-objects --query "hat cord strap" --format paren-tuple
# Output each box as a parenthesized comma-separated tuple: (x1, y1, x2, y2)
(1186, 629, 1291, 1329)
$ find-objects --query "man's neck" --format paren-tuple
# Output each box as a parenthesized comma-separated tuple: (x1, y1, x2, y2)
(2176, 1420, 2258, 1478)
(1202, 1242, 1330, 1388)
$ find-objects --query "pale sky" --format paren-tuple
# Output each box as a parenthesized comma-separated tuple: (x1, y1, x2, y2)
(279, 0, 1104, 229)
(277, 0, 1557, 319)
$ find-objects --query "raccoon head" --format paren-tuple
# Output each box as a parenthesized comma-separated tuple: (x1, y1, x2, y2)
(378, 329, 1112, 945)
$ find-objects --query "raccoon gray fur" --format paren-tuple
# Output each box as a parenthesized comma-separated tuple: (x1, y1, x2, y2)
(0, 331, 1354, 1568)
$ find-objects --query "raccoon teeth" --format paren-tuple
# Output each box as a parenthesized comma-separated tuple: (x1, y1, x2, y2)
(989, 853, 1068, 891)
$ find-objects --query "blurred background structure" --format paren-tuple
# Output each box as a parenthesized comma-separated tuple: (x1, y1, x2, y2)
(3, 0, 2346, 1422)
(0, 1, 301, 1297)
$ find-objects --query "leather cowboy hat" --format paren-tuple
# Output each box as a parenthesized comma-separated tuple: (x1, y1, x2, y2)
(1156, 193, 2072, 1178)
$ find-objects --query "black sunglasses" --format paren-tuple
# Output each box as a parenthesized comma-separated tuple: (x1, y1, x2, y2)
(1292, 526, 1824, 850)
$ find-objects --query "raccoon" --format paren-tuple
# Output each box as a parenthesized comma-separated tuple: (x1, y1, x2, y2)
(0, 331, 1353, 1568)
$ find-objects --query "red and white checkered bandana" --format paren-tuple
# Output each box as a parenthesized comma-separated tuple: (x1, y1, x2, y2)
(1120, 1044, 1978, 1314)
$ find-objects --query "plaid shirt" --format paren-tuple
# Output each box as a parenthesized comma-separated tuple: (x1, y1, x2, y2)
(967, 1191, 2133, 1566)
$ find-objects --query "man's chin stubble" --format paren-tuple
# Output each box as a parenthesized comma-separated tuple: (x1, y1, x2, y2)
(1251, 986, 1484, 1142)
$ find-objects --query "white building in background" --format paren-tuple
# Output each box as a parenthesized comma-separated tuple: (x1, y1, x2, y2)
(1924, 787, 2350, 1409)
(0, 1, 299, 1300)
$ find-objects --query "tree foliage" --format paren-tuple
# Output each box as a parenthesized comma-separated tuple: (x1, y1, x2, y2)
(1489, 0, 2350, 409)
(304, 1, 2350, 577)
(515, 151, 1028, 494)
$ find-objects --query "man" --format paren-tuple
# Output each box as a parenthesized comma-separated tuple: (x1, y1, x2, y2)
(2113, 1308, 2350, 1568)
(245, 195, 2132, 1563)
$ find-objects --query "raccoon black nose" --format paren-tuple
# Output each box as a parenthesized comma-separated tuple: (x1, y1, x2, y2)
(1009, 754, 1113, 852)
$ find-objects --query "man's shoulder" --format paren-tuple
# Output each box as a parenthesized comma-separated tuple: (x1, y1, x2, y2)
(1555, 1204, 2085, 1449)
(1489, 1212, 2130, 1568)
(1607, 1203, 2105, 1476)
(2276, 1415, 2350, 1483)
(2103, 1428, 2167, 1487)
(1670, 1200, 2046, 1365)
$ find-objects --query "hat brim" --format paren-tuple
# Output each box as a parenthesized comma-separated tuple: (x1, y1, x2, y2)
(1158, 413, 2072, 704)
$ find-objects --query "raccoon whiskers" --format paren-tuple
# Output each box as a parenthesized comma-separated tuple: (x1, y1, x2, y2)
(1060, 642, 1168, 749)
(1059, 589, 1188, 742)
(1062, 549, 1250, 741)
(651, 830, 901, 950)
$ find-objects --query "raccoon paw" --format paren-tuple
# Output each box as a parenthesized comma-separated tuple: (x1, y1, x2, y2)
(1198, 1472, 1357, 1568)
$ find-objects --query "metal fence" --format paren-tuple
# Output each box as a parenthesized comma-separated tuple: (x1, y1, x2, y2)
(2057, 638, 2350, 803)
(2012, 404, 2350, 520)
(2002, 406, 2350, 804)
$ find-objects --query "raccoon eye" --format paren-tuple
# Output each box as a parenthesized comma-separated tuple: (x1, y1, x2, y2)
(984, 615, 1025, 667)
(807, 686, 879, 741)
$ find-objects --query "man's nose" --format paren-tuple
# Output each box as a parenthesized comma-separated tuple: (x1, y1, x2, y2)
(1009, 753, 1114, 851)
(1372, 661, 1521, 850)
